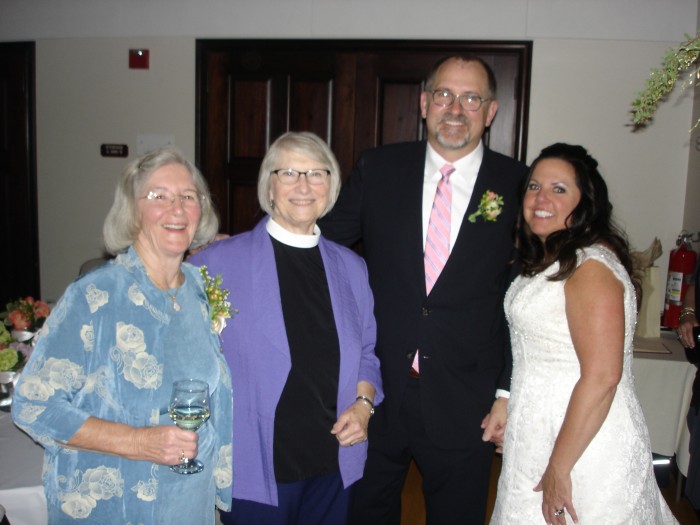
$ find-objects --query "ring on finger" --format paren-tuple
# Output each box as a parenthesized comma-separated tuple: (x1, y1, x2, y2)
(554, 508, 565, 516)
(180, 449, 187, 462)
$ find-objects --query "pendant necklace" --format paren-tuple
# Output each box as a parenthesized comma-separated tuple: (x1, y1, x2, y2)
(166, 289, 181, 312)
(147, 270, 183, 312)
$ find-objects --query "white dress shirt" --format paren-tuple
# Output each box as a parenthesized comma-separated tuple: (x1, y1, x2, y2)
(421, 141, 484, 252)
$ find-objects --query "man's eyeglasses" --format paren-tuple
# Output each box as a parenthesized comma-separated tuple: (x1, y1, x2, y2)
(142, 189, 202, 209)
(429, 90, 490, 112)
(272, 169, 331, 186)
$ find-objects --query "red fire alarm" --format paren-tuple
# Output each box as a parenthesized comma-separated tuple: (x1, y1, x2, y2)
(129, 49, 150, 70)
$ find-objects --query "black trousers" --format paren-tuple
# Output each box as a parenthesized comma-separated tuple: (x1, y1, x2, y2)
(348, 378, 494, 525)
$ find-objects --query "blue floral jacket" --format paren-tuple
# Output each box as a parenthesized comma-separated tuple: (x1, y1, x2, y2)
(12, 247, 233, 524)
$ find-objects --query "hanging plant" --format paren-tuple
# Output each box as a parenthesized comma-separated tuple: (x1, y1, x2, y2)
(631, 32, 700, 129)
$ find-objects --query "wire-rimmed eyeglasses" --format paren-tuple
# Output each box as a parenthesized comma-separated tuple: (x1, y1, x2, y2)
(429, 90, 490, 111)
(142, 189, 202, 209)
(272, 169, 331, 186)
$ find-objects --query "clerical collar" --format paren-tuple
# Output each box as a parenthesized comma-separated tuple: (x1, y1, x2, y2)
(266, 217, 320, 248)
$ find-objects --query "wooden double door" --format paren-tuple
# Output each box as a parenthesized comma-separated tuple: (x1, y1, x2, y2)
(196, 40, 532, 235)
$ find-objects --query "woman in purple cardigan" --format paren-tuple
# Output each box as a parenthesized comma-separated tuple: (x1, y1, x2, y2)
(189, 132, 383, 525)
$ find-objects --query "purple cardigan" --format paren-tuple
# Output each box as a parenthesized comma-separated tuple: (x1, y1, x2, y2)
(189, 218, 383, 506)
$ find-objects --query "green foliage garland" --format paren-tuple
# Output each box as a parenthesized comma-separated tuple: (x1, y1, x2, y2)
(631, 32, 700, 128)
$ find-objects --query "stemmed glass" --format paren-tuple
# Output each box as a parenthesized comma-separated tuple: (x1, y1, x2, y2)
(168, 379, 210, 474)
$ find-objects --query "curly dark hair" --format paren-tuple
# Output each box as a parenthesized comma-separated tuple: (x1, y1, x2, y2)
(516, 143, 640, 297)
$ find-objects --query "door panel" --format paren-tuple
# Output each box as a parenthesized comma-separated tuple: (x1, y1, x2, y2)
(0, 42, 38, 306)
(379, 82, 423, 145)
(197, 40, 531, 235)
(289, 79, 333, 140)
(232, 79, 270, 158)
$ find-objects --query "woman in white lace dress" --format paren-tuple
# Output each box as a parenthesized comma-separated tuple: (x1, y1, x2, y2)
(490, 143, 678, 524)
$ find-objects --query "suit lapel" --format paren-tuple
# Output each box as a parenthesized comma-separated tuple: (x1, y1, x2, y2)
(449, 148, 494, 262)
(400, 143, 429, 297)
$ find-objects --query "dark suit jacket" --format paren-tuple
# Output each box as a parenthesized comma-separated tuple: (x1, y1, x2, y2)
(320, 141, 528, 449)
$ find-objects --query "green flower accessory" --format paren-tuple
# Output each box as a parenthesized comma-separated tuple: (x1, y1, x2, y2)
(200, 266, 235, 335)
(0, 320, 35, 372)
(0, 324, 12, 346)
(0, 347, 19, 372)
(468, 190, 504, 223)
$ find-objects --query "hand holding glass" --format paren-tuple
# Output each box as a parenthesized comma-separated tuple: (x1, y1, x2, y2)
(168, 379, 210, 474)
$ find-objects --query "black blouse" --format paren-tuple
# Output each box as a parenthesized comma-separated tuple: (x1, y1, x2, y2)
(271, 236, 341, 482)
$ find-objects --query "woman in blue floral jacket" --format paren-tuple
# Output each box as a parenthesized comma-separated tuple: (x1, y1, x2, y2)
(12, 148, 233, 524)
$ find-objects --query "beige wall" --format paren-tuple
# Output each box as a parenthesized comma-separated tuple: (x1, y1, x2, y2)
(0, 0, 697, 313)
(684, 4, 700, 235)
(36, 37, 196, 301)
(529, 39, 694, 257)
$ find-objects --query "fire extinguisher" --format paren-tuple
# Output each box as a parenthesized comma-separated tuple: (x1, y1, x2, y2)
(662, 232, 698, 328)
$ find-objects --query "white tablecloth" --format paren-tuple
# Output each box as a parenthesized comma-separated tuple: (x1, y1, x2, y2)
(633, 332, 696, 458)
(0, 409, 47, 525)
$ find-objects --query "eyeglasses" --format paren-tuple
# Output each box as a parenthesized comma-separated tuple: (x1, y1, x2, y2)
(272, 169, 331, 186)
(429, 90, 490, 112)
(142, 189, 202, 209)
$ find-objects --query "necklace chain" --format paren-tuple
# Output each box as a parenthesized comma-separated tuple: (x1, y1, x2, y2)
(166, 289, 181, 312)
(147, 269, 183, 312)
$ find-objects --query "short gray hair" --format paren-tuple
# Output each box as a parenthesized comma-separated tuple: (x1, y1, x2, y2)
(103, 147, 219, 255)
(257, 132, 341, 217)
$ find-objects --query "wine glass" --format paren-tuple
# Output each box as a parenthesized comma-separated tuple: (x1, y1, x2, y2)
(168, 379, 210, 474)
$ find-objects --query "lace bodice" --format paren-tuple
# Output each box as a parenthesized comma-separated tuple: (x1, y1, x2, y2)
(490, 245, 678, 524)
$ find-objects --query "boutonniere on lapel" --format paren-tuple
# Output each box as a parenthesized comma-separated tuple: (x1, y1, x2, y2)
(200, 266, 236, 335)
(468, 190, 504, 223)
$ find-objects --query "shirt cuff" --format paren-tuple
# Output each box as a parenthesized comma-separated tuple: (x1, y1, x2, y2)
(495, 389, 510, 399)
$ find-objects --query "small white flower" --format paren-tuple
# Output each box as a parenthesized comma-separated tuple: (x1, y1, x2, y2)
(18, 374, 54, 401)
(82, 466, 124, 500)
(213, 444, 233, 489)
(85, 284, 109, 313)
(127, 284, 146, 306)
(132, 479, 158, 502)
(80, 323, 95, 351)
(115, 322, 147, 354)
(211, 315, 228, 335)
(15, 403, 46, 423)
(60, 492, 97, 519)
(121, 352, 162, 390)
(44, 357, 84, 391)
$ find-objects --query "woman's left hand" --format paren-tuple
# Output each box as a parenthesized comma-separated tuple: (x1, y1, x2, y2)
(331, 400, 371, 447)
(534, 464, 578, 524)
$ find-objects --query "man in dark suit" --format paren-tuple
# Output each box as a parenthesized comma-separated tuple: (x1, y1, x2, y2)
(319, 55, 529, 524)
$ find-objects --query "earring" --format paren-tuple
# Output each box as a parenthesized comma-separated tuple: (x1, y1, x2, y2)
(270, 199, 275, 210)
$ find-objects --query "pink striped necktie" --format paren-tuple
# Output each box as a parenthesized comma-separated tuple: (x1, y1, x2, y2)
(413, 163, 455, 375)
(424, 163, 455, 294)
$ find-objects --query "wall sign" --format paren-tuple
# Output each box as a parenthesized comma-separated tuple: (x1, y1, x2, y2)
(100, 144, 129, 157)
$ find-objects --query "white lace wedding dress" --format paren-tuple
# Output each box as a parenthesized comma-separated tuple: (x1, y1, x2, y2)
(490, 245, 678, 524)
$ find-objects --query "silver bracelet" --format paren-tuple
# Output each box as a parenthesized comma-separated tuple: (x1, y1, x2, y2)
(680, 307, 696, 322)
(355, 395, 375, 416)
